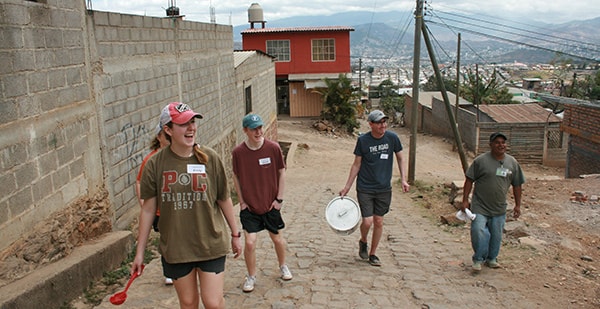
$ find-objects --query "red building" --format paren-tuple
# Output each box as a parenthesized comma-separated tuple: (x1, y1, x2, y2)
(241, 4, 354, 117)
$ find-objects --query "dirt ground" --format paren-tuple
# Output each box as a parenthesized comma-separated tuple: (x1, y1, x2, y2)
(2, 116, 600, 308)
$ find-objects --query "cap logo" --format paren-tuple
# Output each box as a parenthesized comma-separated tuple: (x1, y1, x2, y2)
(251, 115, 259, 121)
(175, 103, 191, 113)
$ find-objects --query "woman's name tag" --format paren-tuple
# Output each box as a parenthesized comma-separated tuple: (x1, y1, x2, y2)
(187, 164, 206, 174)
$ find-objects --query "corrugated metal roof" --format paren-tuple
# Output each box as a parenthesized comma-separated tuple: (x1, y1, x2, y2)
(241, 26, 354, 34)
(417, 91, 471, 108)
(233, 50, 274, 67)
(233, 51, 256, 67)
(478, 103, 562, 123)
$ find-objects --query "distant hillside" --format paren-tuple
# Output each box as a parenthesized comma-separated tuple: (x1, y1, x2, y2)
(233, 12, 600, 65)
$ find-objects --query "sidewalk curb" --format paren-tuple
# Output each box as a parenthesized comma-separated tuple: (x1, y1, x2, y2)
(0, 230, 133, 309)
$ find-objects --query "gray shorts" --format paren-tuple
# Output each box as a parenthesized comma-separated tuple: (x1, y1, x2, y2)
(357, 190, 392, 217)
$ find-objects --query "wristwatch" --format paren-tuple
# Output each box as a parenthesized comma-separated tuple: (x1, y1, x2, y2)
(231, 231, 241, 238)
(275, 198, 283, 203)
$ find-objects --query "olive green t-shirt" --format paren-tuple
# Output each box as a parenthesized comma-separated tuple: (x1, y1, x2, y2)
(140, 146, 230, 263)
(465, 152, 526, 216)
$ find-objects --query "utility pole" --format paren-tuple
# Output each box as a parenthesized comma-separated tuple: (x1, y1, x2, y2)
(408, 0, 424, 184)
(455, 33, 461, 122)
(359, 58, 363, 99)
(421, 23, 469, 172)
(453, 33, 461, 152)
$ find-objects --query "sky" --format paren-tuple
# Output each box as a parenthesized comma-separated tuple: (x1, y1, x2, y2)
(88, 0, 599, 27)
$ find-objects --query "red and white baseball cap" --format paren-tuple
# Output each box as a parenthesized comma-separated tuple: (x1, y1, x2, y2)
(159, 102, 203, 127)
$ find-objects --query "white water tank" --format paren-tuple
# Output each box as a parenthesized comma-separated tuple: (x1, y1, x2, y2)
(248, 3, 266, 28)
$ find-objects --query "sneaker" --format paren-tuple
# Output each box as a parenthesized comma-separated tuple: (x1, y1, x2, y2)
(359, 240, 369, 260)
(280, 265, 293, 280)
(486, 259, 501, 268)
(472, 261, 483, 271)
(164, 277, 173, 285)
(368, 255, 381, 266)
(242, 275, 256, 292)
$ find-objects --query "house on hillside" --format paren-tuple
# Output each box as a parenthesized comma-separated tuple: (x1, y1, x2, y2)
(522, 77, 543, 91)
(241, 3, 354, 117)
(538, 94, 600, 178)
(405, 91, 565, 166)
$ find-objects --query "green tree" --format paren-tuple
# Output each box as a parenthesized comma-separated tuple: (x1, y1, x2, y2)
(315, 74, 360, 133)
(376, 79, 405, 124)
(575, 70, 600, 100)
(422, 75, 458, 94)
(461, 68, 516, 104)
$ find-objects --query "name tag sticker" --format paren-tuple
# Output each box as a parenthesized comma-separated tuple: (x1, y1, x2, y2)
(380, 153, 389, 160)
(188, 164, 206, 174)
(259, 157, 271, 165)
(496, 167, 508, 177)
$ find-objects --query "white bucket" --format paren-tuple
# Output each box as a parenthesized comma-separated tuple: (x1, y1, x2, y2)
(325, 196, 361, 236)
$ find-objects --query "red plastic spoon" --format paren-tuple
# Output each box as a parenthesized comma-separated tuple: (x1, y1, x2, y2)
(109, 264, 144, 305)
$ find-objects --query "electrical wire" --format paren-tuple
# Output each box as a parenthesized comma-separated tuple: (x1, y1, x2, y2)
(435, 9, 600, 51)
(426, 19, 599, 63)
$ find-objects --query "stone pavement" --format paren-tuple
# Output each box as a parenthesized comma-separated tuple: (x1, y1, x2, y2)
(94, 121, 540, 309)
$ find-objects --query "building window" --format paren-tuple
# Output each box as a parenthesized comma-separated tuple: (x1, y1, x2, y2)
(266, 40, 290, 62)
(312, 39, 335, 61)
(245, 86, 252, 114)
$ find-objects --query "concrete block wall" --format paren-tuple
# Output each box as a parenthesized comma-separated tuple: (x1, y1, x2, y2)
(562, 104, 600, 178)
(1, 0, 261, 251)
(0, 0, 103, 250)
(87, 11, 239, 228)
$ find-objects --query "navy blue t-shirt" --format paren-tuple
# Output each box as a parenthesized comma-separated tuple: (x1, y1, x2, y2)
(353, 131, 403, 192)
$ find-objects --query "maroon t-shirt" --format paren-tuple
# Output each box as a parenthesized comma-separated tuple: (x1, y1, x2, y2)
(232, 139, 285, 215)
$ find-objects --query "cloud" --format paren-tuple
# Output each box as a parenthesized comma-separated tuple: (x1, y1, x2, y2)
(88, 0, 598, 26)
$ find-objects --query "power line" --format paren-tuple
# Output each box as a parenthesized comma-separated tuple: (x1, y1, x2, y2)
(426, 20, 600, 63)
(434, 9, 600, 51)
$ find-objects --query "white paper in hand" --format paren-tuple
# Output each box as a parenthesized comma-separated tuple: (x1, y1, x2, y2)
(455, 208, 476, 221)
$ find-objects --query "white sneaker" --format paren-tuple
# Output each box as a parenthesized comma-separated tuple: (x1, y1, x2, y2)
(165, 277, 173, 285)
(280, 265, 293, 280)
(242, 275, 256, 292)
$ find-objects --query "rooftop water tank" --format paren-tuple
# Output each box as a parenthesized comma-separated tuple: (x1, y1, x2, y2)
(248, 3, 266, 28)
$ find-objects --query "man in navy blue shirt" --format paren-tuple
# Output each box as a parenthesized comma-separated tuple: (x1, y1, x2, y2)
(339, 110, 410, 266)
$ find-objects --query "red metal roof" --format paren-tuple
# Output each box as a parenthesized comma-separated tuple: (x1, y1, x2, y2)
(478, 103, 562, 123)
(241, 26, 354, 34)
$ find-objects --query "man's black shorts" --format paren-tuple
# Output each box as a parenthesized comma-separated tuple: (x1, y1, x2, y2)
(357, 190, 392, 217)
(240, 208, 285, 234)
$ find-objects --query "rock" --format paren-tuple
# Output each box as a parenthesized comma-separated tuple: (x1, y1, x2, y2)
(450, 180, 463, 190)
(560, 238, 583, 251)
(504, 221, 530, 238)
(580, 255, 593, 262)
(518, 236, 547, 250)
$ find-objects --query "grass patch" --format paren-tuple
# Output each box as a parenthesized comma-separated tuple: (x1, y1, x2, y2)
(78, 236, 158, 306)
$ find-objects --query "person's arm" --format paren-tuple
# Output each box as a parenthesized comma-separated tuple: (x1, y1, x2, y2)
(273, 168, 286, 210)
(512, 185, 522, 219)
(232, 174, 247, 211)
(135, 180, 144, 207)
(217, 198, 243, 258)
(339, 156, 362, 197)
(395, 151, 410, 192)
(131, 197, 157, 275)
(462, 178, 474, 211)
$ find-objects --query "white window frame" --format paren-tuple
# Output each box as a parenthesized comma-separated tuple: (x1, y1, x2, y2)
(311, 38, 336, 62)
(266, 40, 291, 62)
